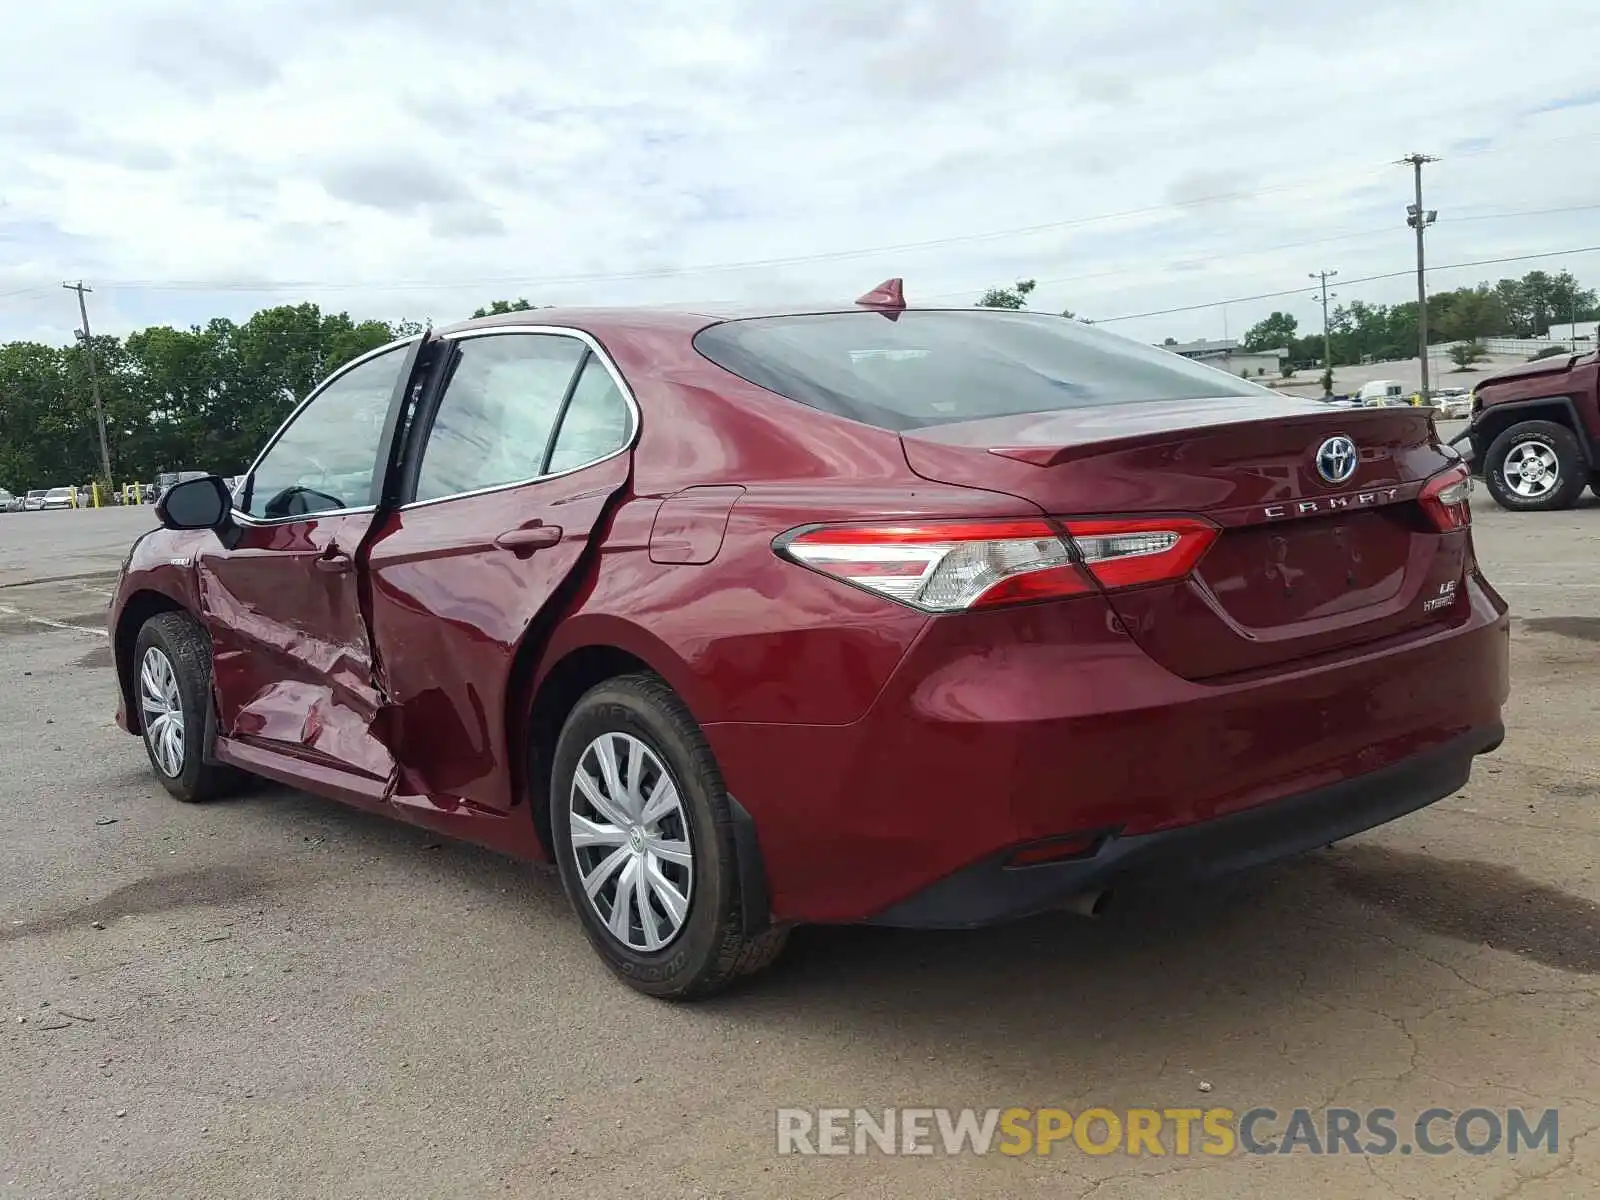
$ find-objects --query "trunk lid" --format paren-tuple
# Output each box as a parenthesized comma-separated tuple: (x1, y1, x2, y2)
(901, 396, 1469, 680)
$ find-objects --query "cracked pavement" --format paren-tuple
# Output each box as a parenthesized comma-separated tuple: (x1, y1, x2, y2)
(1, 489, 1597, 1199)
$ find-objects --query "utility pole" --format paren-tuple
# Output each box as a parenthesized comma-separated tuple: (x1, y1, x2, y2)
(63, 281, 113, 483)
(1398, 154, 1438, 400)
(1310, 269, 1338, 394)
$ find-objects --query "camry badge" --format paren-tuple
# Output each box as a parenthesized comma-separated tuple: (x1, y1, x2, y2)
(1315, 435, 1358, 485)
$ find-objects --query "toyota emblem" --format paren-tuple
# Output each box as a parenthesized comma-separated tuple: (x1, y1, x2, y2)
(1315, 435, 1358, 485)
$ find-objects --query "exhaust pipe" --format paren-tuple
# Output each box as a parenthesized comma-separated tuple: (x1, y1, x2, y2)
(1058, 890, 1112, 918)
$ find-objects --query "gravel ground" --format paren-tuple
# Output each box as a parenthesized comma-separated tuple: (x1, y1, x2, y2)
(1, 483, 1597, 1200)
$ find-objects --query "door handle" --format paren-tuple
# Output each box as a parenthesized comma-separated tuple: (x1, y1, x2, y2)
(314, 548, 354, 573)
(495, 525, 563, 552)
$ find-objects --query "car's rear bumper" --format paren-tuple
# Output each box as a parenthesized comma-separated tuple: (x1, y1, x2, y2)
(868, 721, 1502, 927)
(707, 572, 1510, 925)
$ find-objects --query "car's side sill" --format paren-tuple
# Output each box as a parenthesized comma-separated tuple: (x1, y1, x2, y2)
(214, 736, 390, 812)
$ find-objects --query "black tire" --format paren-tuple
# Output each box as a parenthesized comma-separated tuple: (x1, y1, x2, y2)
(1482, 420, 1588, 511)
(132, 612, 244, 803)
(1590, 474, 1600, 501)
(549, 673, 787, 999)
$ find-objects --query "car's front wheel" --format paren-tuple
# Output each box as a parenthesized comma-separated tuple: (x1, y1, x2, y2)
(549, 673, 787, 999)
(133, 612, 244, 803)
(1482, 420, 1588, 511)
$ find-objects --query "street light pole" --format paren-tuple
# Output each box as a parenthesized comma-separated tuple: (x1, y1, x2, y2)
(1398, 154, 1439, 400)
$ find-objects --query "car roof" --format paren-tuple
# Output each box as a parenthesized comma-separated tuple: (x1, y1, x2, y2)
(433, 301, 1014, 340)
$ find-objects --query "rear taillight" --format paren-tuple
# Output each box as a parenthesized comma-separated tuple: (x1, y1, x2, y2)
(1062, 517, 1219, 589)
(777, 514, 1218, 612)
(1419, 464, 1473, 532)
(779, 519, 1090, 612)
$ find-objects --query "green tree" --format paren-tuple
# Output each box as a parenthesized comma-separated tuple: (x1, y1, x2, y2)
(976, 280, 1036, 309)
(0, 342, 70, 489)
(471, 298, 538, 318)
(1433, 286, 1508, 342)
(1447, 341, 1486, 370)
(1547, 270, 1598, 331)
(1241, 311, 1297, 352)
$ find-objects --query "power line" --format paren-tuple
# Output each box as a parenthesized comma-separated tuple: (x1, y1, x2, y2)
(1090, 245, 1600, 324)
(23, 201, 1590, 308)
(1445, 201, 1600, 223)
(82, 169, 1402, 295)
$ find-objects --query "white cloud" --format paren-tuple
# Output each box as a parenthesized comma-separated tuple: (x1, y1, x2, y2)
(2, 0, 1598, 347)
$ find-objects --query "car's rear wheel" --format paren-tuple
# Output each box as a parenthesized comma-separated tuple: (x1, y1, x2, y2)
(133, 612, 244, 803)
(1482, 420, 1588, 511)
(549, 672, 786, 998)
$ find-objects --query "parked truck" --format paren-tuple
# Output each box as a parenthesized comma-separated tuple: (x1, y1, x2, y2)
(1450, 350, 1600, 511)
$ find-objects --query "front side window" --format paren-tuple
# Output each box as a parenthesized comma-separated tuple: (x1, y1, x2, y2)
(413, 334, 587, 503)
(241, 345, 408, 519)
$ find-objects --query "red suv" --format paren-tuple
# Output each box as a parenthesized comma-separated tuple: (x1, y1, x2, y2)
(110, 288, 1510, 997)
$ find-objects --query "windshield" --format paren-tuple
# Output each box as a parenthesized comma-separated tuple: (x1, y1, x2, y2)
(693, 310, 1269, 432)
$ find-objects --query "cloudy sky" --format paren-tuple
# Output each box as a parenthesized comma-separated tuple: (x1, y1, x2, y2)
(2, 0, 1597, 349)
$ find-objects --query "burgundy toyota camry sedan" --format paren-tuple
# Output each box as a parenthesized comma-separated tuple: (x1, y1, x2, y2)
(109, 284, 1509, 997)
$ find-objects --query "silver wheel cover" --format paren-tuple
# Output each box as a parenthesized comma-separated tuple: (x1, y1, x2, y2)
(568, 731, 694, 951)
(139, 646, 185, 778)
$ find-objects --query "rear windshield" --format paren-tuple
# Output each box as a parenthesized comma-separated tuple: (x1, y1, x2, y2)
(693, 310, 1267, 431)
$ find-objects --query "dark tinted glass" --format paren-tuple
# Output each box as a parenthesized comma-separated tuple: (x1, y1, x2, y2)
(694, 310, 1266, 431)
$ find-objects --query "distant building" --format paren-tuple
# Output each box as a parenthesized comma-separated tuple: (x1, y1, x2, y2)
(1542, 320, 1598, 347)
(1161, 338, 1287, 379)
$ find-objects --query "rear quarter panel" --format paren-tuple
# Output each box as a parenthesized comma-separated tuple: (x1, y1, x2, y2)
(534, 326, 1051, 727)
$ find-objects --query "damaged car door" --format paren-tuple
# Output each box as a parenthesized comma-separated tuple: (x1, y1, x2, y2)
(199, 336, 427, 793)
(362, 329, 636, 839)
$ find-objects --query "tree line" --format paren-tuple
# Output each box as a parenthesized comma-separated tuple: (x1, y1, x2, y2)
(1234, 269, 1597, 369)
(0, 300, 556, 493)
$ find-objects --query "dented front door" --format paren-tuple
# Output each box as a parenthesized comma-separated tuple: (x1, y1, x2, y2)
(201, 511, 391, 777)
(199, 336, 426, 783)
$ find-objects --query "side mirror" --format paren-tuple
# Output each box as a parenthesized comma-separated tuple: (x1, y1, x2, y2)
(155, 475, 233, 532)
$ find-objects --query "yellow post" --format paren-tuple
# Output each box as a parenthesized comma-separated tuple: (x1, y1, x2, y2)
(91, 481, 100, 508)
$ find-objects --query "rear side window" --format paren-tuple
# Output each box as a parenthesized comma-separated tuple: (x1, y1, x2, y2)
(693, 310, 1266, 431)
(414, 333, 587, 502)
(546, 356, 632, 474)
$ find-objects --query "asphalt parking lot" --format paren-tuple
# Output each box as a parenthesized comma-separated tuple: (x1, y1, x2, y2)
(2, 478, 1598, 1199)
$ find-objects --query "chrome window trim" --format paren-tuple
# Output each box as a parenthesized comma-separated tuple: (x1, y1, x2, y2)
(233, 503, 378, 529)
(398, 325, 641, 511)
(232, 334, 421, 527)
